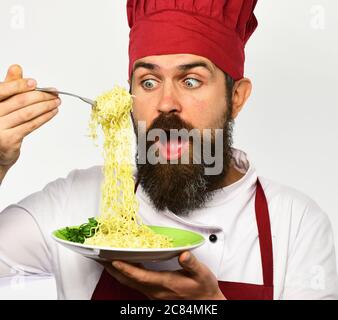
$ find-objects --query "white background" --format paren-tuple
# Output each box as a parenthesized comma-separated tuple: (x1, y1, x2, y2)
(0, 0, 337, 299)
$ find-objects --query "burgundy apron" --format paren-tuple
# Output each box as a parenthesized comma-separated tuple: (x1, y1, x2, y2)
(91, 179, 273, 300)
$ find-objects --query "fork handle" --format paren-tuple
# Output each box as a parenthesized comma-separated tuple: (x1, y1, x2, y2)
(35, 87, 96, 107)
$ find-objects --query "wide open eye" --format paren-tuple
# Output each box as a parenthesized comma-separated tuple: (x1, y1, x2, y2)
(184, 78, 202, 89)
(141, 79, 158, 90)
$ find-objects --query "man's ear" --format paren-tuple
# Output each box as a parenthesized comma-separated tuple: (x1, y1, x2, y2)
(231, 78, 252, 119)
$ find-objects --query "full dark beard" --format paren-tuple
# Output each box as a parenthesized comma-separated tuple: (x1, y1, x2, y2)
(134, 113, 234, 216)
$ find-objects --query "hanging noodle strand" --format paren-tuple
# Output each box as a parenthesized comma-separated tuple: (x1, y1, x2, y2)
(84, 86, 173, 248)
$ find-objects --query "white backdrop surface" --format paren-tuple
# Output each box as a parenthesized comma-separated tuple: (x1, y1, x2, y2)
(0, 0, 337, 299)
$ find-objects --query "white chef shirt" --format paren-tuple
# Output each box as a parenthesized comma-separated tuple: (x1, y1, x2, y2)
(0, 149, 337, 300)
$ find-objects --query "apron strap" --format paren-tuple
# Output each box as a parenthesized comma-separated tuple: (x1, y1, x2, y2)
(255, 179, 274, 287)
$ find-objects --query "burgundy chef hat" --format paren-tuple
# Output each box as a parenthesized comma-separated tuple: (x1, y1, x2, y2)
(127, 0, 258, 81)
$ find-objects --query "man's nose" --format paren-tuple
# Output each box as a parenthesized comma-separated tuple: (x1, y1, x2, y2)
(157, 82, 182, 114)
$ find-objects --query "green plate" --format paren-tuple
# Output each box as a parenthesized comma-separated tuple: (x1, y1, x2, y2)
(52, 225, 205, 263)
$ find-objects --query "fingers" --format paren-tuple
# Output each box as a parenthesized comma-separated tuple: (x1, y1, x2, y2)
(0, 65, 60, 171)
(0, 98, 61, 130)
(104, 260, 216, 300)
(5, 64, 23, 82)
(103, 262, 145, 292)
(0, 78, 37, 101)
(9, 107, 59, 139)
(111, 260, 165, 286)
(104, 261, 168, 300)
(178, 251, 205, 276)
(0, 90, 59, 117)
(110, 255, 205, 286)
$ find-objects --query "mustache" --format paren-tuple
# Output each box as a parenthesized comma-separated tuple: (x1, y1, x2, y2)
(147, 113, 194, 133)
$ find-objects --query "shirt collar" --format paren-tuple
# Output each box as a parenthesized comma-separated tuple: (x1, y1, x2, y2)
(202, 148, 257, 207)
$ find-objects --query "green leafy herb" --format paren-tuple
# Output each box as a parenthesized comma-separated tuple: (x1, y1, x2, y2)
(59, 217, 98, 243)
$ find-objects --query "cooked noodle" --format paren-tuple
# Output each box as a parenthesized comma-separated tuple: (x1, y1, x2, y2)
(84, 86, 172, 248)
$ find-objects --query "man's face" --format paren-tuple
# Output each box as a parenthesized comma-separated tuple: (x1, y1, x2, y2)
(131, 53, 228, 133)
(130, 54, 234, 216)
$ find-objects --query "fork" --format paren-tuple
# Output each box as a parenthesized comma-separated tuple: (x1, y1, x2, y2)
(36, 87, 136, 108)
(35, 87, 97, 108)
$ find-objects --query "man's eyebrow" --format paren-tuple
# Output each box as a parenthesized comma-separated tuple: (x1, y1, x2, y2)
(133, 61, 215, 74)
(177, 61, 215, 74)
(133, 62, 159, 73)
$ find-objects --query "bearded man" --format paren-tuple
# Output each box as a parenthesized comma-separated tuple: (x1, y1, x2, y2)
(0, 1, 337, 300)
